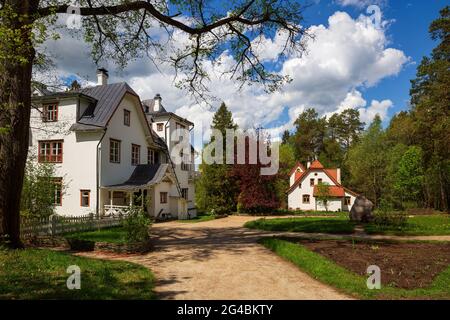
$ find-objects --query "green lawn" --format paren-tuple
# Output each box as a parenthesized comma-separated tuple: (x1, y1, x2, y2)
(261, 238, 450, 300)
(245, 217, 355, 234)
(0, 247, 156, 299)
(65, 226, 127, 244)
(365, 215, 450, 236)
(179, 214, 216, 223)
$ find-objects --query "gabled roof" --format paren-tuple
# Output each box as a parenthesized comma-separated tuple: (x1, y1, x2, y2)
(287, 159, 349, 194)
(103, 164, 174, 190)
(79, 82, 139, 127)
(142, 99, 167, 113)
(324, 169, 338, 182)
(313, 185, 345, 197)
(289, 162, 307, 176)
(309, 159, 324, 169)
(143, 98, 194, 126)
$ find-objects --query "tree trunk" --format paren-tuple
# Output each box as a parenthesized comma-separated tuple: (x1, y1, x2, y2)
(0, 0, 37, 248)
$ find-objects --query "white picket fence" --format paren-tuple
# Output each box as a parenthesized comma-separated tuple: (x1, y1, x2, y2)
(20, 214, 124, 237)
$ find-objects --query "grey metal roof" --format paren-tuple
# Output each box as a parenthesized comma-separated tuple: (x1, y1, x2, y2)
(69, 123, 104, 132)
(142, 98, 194, 126)
(103, 164, 172, 190)
(142, 99, 167, 113)
(79, 82, 139, 127)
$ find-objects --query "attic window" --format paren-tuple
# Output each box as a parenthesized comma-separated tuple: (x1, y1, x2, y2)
(82, 102, 95, 117)
(157, 123, 164, 131)
(42, 104, 58, 122)
(296, 168, 301, 173)
(124, 109, 130, 126)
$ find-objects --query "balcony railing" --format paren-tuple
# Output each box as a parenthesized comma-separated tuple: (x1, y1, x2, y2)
(103, 205, 129, 217)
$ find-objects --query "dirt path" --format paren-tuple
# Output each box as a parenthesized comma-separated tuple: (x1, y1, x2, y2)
(81, 216, 351, 300)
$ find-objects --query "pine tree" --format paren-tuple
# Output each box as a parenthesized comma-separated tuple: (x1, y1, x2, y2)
(197, 103, 239, 214)
(409, 6, 450, 210)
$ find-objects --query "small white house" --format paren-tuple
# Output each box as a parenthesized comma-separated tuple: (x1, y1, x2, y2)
(29, 68, 196, 219)
(287, 160, 358, 212)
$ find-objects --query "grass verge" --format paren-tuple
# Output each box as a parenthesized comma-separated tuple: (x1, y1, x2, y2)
(65, 226, 127, 244)
(0, 247, 156, 299)
(245, 217, 355, 234)
(260, 238, 450, 299)
(365, 215, 450, 236)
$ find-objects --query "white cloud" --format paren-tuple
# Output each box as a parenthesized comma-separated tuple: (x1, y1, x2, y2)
(358, 99, 393, 123)
(40, 10, 406, 145)
(336, 0, 386, 8)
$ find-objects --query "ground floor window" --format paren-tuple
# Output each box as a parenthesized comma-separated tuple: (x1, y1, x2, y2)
(181, 188, 188, 200)
(80, 190, 90, 207)
(345, 196, 351, 205)
(52, 178, 62, 206)
(160, 192, 168, 204)
(302, 194, 310, 204)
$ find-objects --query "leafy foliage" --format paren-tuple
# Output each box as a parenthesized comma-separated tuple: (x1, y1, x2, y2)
(20, 157, 58, 218)
(196, 103, 239, 214)
(315, 182, 331, 212)
(122, 207, 151, 244)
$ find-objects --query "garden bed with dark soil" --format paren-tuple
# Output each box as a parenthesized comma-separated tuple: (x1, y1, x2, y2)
(296, 239, 450, 289)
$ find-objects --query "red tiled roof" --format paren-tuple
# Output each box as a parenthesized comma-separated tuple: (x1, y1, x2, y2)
(309, 159, 324, 169)
(324, 169, 338, 182)
(313, 185, 345, 197)
(295, 170, 304, 182)
(289, 162, 306, 176)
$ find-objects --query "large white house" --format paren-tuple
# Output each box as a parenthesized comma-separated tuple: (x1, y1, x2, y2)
(287, 160, 358, 212)
(29, 68, 196, 219)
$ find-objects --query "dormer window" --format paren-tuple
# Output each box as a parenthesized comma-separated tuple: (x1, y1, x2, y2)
(43, 104, 58, 122)
(124, 109, 130, 126)
(157, 123, 164, 131)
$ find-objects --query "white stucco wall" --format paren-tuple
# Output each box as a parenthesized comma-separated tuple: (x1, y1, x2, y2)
(288, 169, 347, 212)
(29, 97, 101, 217)
(100, 94, 152, 188)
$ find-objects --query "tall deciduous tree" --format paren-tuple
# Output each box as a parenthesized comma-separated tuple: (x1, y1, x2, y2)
(0, 0, 308, 247)
(346, 115, 387, 207)
(231, 131, 279, 213)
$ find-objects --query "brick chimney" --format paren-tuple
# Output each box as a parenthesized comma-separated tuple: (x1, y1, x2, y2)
(97, 68, 109, 86)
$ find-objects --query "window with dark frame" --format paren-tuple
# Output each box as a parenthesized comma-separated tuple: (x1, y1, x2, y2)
(181, 188, 188, 200)
(345, 197, 351, 206)
(147, 148, 157, 164)
(124, 109, 130, 126)
(80, 190, 90, 207)
(318, 178, 323, 184)
(52, 178, 62, 206)
(310, 178, 314, 186)
(42, 104, 58, 122)
(160, 192, 168, 204)
(38, 140, 63, 163)
(302, 194, 310, 204)
(110, 139, 121, 163)
(157, 123, 164, 131)
(180, 151, 190, 171)
(131, 144, 141, 165)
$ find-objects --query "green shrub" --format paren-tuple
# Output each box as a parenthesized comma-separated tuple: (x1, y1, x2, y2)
(373, 210, 407, 227)
(122, 207, 151, 243)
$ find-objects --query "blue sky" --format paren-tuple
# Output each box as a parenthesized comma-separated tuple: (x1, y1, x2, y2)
(46, 0, 447, 138)
(305, 0, 445, 122)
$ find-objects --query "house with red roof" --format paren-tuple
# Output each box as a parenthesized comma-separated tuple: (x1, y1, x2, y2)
(287, 160, 358, 212)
